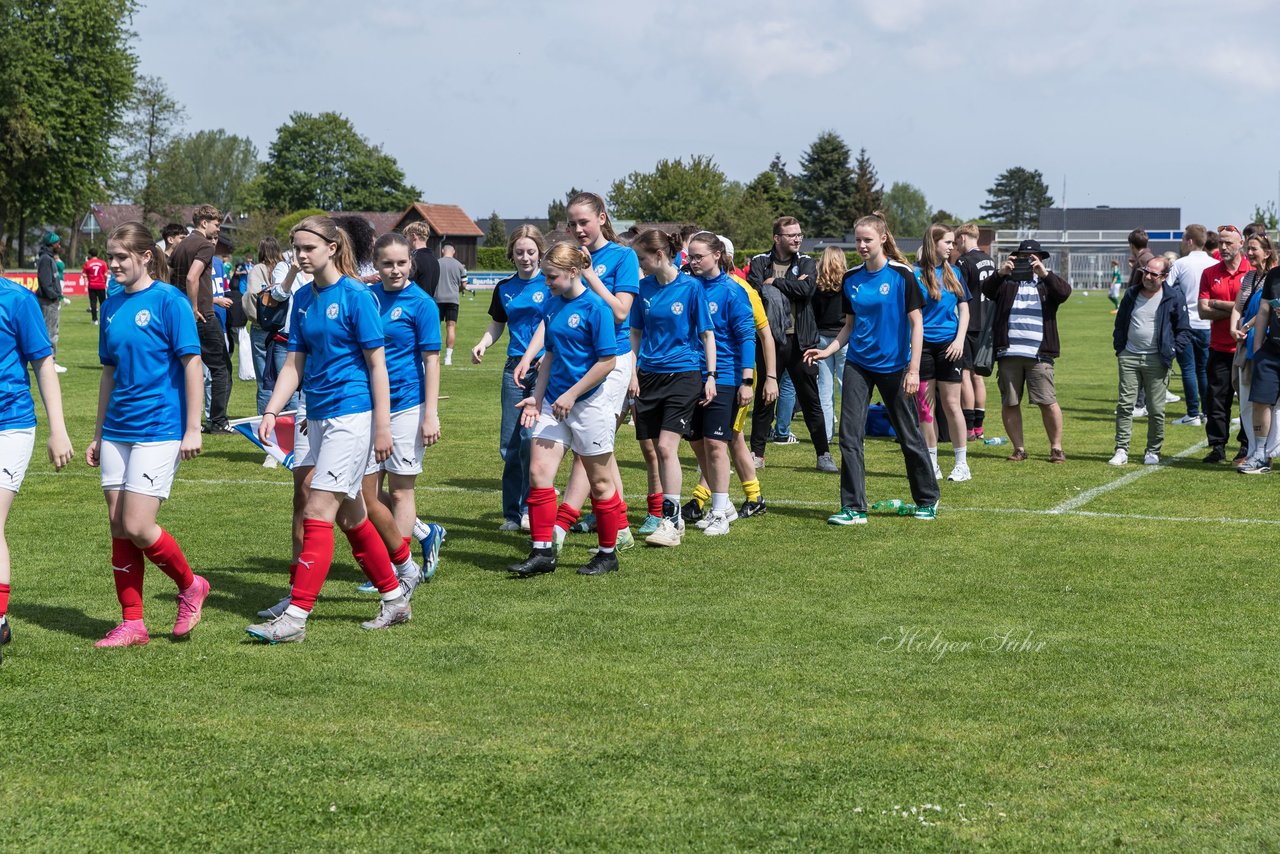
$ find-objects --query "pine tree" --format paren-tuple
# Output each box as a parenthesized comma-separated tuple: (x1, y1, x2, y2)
(484, 211, 507, 247)
(794, 131, 856, 237)
(850, 148, 884, 222)
(981, 167, 1054, 228)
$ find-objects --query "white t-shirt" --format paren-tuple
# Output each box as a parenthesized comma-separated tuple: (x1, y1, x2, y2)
(1168, 250, 1217, 332)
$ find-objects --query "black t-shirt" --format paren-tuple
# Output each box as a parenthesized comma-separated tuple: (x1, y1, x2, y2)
(956, 249, 996, 333)
(412, 247, 440, 298)
(1260, 268, 1280, 355)
(811, 288, 846, 335)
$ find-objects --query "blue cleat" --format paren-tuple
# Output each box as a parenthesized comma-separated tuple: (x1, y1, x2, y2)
(419, 523, 446, 581)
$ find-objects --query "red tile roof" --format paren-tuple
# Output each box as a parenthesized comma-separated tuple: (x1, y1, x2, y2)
(397, 203, 484, 238)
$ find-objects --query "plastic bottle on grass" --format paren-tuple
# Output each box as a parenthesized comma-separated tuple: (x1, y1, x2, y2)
(871, 499, 917, 515)
(983, 437, 1009, 446)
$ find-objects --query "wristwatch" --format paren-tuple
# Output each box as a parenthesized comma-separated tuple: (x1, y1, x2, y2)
(707, 371, 719, 379)
(742, 377, 755, 387)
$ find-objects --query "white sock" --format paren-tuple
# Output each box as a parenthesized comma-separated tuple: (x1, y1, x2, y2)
(393, 557, 416, 576)
(413, 518, 429, 540)
(553, 525, 567, 540)
(955, 447, 968, 465)
(380, 586, 402, 602)
(597, 545, 615, 554)
(284, 604, 309, 620)
(711, 492, 730, 513)
(534, 540, 552, 550)
(445, 348, 454, 361)
(928, 446, 938, 466)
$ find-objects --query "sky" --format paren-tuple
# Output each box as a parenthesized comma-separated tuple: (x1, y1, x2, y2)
(131, 0, 1279, 229)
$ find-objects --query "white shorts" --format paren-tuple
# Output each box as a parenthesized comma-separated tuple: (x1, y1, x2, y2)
(299, 411, 375, 499)
(100, 439, 182, 499)
(531, 391, 617, 456)
(603, 350, 635, 417)
(366, 405, 424, 476)
(0, 428, 36, 494)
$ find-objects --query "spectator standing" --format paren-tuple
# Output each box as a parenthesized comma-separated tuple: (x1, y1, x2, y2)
(35, 233, 67, 374)
(168, 205, 233, 434)
(1197, 225, 1251, 463)
(955, 223, 996, 440)
(1167, 224, 1218, 424)
(403, 222, 441, 299)
(82, 250, 109, 325)
(436, 243, 468, 365)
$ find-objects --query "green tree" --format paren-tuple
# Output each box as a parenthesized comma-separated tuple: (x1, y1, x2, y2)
(547, 187, 582, 230)
(981, 167, 1053, 228)
(744, 168, 798, 220)
(883, 182, 932, 241)
(932, 209, 959, 225)
(260, 112, 419, 212)
(850, 147, 884, 222)
(768, 152, 795, 193)
(709, 184, 776, 250)
(115, 75, 186, 220)
(483, 210, 507, 247)
(609, 155, 729, 224)
(0, 0, 138, 261)
(1252, 201, 1278, 232)
(155, 129, 258, 214)
(794, 131, 856, 237)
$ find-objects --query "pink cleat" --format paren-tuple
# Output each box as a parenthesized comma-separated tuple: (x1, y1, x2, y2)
(173, 574, 210, 638)
(96, 620, 150, 648)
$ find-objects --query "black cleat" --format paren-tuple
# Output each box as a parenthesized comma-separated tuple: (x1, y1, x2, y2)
(577, 550, 619, 576)
(680, 498, 703, 523)
(509, 549, 557, 578)
(738, 498, 767, 518)
(1203, 446, 1226, 464)
(0, 620, 10, 665)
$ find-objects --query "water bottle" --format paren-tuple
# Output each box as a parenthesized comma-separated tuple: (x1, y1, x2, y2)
(871, 499, 916, 515)
(983, 437, 1009, 446)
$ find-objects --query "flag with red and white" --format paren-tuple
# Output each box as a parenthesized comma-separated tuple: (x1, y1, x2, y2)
(230, 412, 297, 469)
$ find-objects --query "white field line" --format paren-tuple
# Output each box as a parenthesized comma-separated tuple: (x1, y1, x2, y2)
(1047, 438, 1208, 514)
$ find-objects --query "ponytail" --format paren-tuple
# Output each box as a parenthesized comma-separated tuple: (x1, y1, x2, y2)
(149, 242, 170, 283)
(855, 211, 909, 266)
(632, 229, 681, 263)
(291, 214, 359, 279)
(108, 221, 168, 283)
(543, 241, 592, 275)
(567, 191, 618, 243)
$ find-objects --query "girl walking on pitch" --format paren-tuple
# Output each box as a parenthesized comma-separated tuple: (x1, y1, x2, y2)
(510, 243, 626, 577)
(472, 225, 550, 531)
(627, 230, 716, 546)
(915, 224, 973, 482)
(0, 263, 74, 662)
(805, 213, 940, 524)
(87, 223, 209, 648)
(246, 215, 410, 643)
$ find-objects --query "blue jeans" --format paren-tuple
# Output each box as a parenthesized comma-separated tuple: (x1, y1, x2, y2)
(500, 358, 537, 523)
(815, 333, 845, 440)
(774, 372, 796, 436)
(250, 324, 270, 414)
(1176, 328, 1210, 417)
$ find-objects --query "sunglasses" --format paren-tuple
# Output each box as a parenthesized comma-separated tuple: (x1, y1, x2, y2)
(1219, 225, 1241, 234)
(1141, 268, 1166, 278)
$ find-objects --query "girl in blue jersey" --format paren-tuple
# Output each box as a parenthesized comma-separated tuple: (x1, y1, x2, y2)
(805, 213, 940, 524)
(0, 262, 73, 662)
(354, 232, 442, 595)
(510, 243, 625, 578)
(683, 232, 757, 538)
(516, 192, 639, 548)
(246, 215, 408, 644)
(915, 224, 972, 483)
(86, 223, 209, 648)
(472, 225, 549, 531)
(627, 229, 716, 548)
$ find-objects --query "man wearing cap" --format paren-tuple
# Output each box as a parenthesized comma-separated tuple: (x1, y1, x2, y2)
(981, 239, 1072, 463)
(1198, 224, 1252, 464)
(35, 233, 67, 373)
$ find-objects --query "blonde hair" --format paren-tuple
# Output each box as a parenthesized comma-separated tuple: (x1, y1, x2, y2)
(506, 224, 546, 261)
(918, 223, 963, 301)
(109, 221, 169, 283)
(402, 221, 431, 244)
(954, 222, 980, 240)
(816, 246, 847, 292)
(290, 215, 358, 279)
(542, 241, 591, 274)
(853, 211, 908, 265)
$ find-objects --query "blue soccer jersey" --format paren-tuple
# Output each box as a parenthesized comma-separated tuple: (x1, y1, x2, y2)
(589, 241, 641, 355)
(631, 272, 712, 373)
(488, 272, 550, 359)
(0, 278, 54, 431)
(843, 261, 926, 373)
(288, 276, 385, 420)
(543, 288, 616, 403)
(699, 271, 756, 384)
(98, 282, 201, 442)
(372, 283, 441, 413)
(916, 263, 972, 344)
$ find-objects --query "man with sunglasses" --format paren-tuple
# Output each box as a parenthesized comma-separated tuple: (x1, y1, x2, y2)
(1109, 256, 1191, 465)
(1198, 225, 1252, 463)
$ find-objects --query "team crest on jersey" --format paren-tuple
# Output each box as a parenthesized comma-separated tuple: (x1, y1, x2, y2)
(709, 301, 719, 314)
(595, 264, 606, 276)
(134, 309, 151, 328)
(390, 307, 403, 320)
(879, 283, 891, 295)
(532, 291, 544, 303)
(326, 304, 339, 319)
(672, 302, 684, 315)
(567, 313, 582, 328)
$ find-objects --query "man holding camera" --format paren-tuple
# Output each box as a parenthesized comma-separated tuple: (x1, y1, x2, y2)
(981, 239, 1073, 463)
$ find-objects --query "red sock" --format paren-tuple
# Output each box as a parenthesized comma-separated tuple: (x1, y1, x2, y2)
(554, 503, 580, 532)
(647, 492, 663, 517)
(0, 582, 10, 617)
(290, 519, 335, 612)
(593, 492, 623, 549)
(143, 529, 195, 590)
(527, 487, 558, 543)
(390, 536, 412, 566)
(344, 519, 399, 594)
(111, 537, 146, 621)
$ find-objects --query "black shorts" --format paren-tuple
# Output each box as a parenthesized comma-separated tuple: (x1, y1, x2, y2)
(960, 331, 980, 371)
(1250, 350, 1280, 406)
(633, 370, 701, 440)
(687, 384, 739, 441)
(439, 303, 459, 323)
(920, 339, 962, 383)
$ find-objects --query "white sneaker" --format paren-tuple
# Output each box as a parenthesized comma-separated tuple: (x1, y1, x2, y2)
(53, 364, 68, 374)
(1143, 452, 1160, 465)
(1107, 449, 1129, 466)
(1133, 405, 1148, 418)
(262, 454, 279, 469)
(645, 517, 682, 547)
(702, 511, 731, 536)
(444, 354, 453, 366)
(1175, 414, 1202, 425)
(519, 513, 530, 532)
(695, 505, 739, 529)
(947, 462, 972, 482)
(752, 454, 765, 469)
(932, 463, 944, 479)
(1164, 391, 1180, 403)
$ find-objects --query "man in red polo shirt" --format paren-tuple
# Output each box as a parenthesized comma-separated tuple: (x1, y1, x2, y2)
(1198, 224, 1251, 463)
(81, 250, 108, 325)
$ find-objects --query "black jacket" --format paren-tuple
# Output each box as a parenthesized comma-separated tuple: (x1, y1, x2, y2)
(36, 245, 60, 302)
(1113, 283, 1191, 368)
(746, 249, 819, 349)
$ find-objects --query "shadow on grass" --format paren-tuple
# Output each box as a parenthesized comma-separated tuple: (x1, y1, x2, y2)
(19, 603, 116, 641)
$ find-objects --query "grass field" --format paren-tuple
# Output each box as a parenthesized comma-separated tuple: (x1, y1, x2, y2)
(2, 289, 1279, 850)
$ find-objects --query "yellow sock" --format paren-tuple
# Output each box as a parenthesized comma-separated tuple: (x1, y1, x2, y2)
(742, 479, 761, 502)
(691, 483, 711, 508)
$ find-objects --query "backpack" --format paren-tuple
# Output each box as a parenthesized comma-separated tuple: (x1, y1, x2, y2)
(256, 291, 290, 336)
(759, 282, 789, 346)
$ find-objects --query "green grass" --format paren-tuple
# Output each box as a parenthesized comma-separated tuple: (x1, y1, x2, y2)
(2, 290, 1278, 850)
